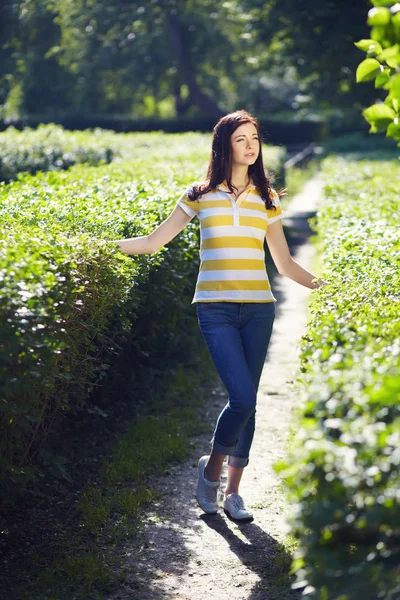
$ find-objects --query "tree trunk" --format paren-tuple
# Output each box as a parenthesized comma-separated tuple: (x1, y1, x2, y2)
(164, 10, 224, 118)
(173, 77, 191, 116)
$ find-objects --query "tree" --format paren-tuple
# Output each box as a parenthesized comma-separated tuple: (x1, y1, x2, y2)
(0, 0, 253, 118)
(242, 0, 384, 112)
(50, 0, 247, 117)
(0, 0, 75, 117)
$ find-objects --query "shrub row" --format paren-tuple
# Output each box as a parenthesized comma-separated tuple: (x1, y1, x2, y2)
(276, 156, 400, 599)
(0, 112, 327, 144)
(0, 123, 287, 184)
(0, 124, 122, 183)
(322, 132, 399, 157)
(0, 133, 285, 511)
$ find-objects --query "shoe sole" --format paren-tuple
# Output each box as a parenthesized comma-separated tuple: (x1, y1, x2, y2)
(223, 507, 254, 522)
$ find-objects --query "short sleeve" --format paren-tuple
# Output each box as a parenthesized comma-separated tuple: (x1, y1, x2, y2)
(176, 185, 200, 220)
(267, 189, 284, 225)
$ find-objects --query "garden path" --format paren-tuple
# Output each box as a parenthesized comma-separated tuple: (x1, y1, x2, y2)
(108, 173, 325, 600)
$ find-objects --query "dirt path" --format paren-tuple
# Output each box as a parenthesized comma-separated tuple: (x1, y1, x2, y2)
(108, 174, 325, 600)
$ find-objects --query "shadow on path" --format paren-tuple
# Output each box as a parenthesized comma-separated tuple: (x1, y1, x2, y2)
(202, 514, 302, 599)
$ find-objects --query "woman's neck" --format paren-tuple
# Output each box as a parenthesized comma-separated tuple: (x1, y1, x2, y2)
(230, 165, 250, 188)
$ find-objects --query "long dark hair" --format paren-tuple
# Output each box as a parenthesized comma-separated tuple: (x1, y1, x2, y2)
(188, 109, 285, 210)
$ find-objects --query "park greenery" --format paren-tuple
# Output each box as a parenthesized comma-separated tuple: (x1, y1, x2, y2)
(276, 155, 400, 599)
(0, 124, 117, 182)
(0, 0, 384, 132)
(1, 0, 400, 598)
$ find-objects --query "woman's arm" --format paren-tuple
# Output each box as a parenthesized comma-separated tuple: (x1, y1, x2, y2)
(111, 205, 193, 255)
(265, 218, 327, 289)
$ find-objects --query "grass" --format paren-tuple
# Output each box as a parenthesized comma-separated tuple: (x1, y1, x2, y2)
(13, 355, 215, 600)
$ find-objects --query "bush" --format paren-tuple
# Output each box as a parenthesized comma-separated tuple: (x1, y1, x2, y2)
(322, 132, 400, 156)
(276, 155, 400, 599)
(0, 113, 327, 144)
(0, 124, 117, 182)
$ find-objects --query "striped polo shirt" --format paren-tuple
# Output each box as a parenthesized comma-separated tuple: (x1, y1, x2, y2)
(176, 180, 284, 304)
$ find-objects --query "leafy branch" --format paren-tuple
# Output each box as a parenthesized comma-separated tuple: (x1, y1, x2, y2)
(355, 1, 400, 142)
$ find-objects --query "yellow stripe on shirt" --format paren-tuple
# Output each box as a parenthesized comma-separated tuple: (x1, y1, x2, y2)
(201, 236, 264, 250)
(196, 280, 271, 291)
(201, 215, 234, 228)
(201, 259, 266, 271)
(239, 216, 268, 230)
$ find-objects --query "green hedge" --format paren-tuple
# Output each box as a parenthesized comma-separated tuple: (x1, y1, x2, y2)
(276, 156, 400, 599)
(0, 123, 287, 184)
(322, 132, 400, 157)
(0, 113, 327, 144)
(0, 132, 285, 512)
(0, 124, 119, 182)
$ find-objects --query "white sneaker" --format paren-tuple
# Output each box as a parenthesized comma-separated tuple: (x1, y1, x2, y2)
(223, 493, 253, 521)
(196, 455, 220, 514)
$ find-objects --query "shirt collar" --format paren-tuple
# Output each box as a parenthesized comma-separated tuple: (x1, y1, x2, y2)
(216, 180, 257, 192)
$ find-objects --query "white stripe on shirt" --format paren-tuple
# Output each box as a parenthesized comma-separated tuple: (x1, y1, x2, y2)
(197, 270, 268, 281)
(200, 248, 265, 261)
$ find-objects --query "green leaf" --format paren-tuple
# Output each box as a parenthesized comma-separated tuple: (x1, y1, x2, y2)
(390, 73, 400, 99)
(363, 103, 396, 121)
(377, 44, 400, 68)
(386, 122, 400, 139)
(367, 7, 392, 26)
(356, 58, 381, 82)
(387, 57, 400, 68)
(370, 25, 386, 42)
(383, 95, 399, 113)
(354, 39, 383, 55)
(371, 0, 394, 5)
(363, 103, 396, 130)
(375, 69, 391, 88)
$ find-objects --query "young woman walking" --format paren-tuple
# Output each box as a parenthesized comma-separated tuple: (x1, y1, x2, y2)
(112, 110, 327, 521)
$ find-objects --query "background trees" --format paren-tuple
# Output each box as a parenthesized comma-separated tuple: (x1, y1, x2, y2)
(0, 0, 386, 127)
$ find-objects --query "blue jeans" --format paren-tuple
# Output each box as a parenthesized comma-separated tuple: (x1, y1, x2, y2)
(196, 301, 275, 468)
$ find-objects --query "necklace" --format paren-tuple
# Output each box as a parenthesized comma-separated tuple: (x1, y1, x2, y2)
(231, 178, 251, 201)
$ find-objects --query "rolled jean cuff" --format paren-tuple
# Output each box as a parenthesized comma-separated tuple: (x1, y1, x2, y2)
(211, 437, 236, 456)
(211, 437, 249, 468)
(228, 455, 249, 468)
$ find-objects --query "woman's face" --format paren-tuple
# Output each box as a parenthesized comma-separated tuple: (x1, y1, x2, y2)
(230, 122, 260, 167)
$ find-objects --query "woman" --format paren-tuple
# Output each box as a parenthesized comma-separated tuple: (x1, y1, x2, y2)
(112, 110, 327, 521)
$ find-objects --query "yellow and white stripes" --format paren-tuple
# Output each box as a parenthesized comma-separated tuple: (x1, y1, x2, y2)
(177, 181, 284, 303)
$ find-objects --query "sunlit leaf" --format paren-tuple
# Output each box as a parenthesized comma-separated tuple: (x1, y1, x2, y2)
(356, 58, 382, 82)
(354, 39, 383, 54)
(368, 6, 392, 26)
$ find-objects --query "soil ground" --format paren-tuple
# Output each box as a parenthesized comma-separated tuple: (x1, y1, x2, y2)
(107, 173, 325, 600)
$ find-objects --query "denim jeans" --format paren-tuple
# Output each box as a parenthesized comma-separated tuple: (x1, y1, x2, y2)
(196, 301, 275, 468)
